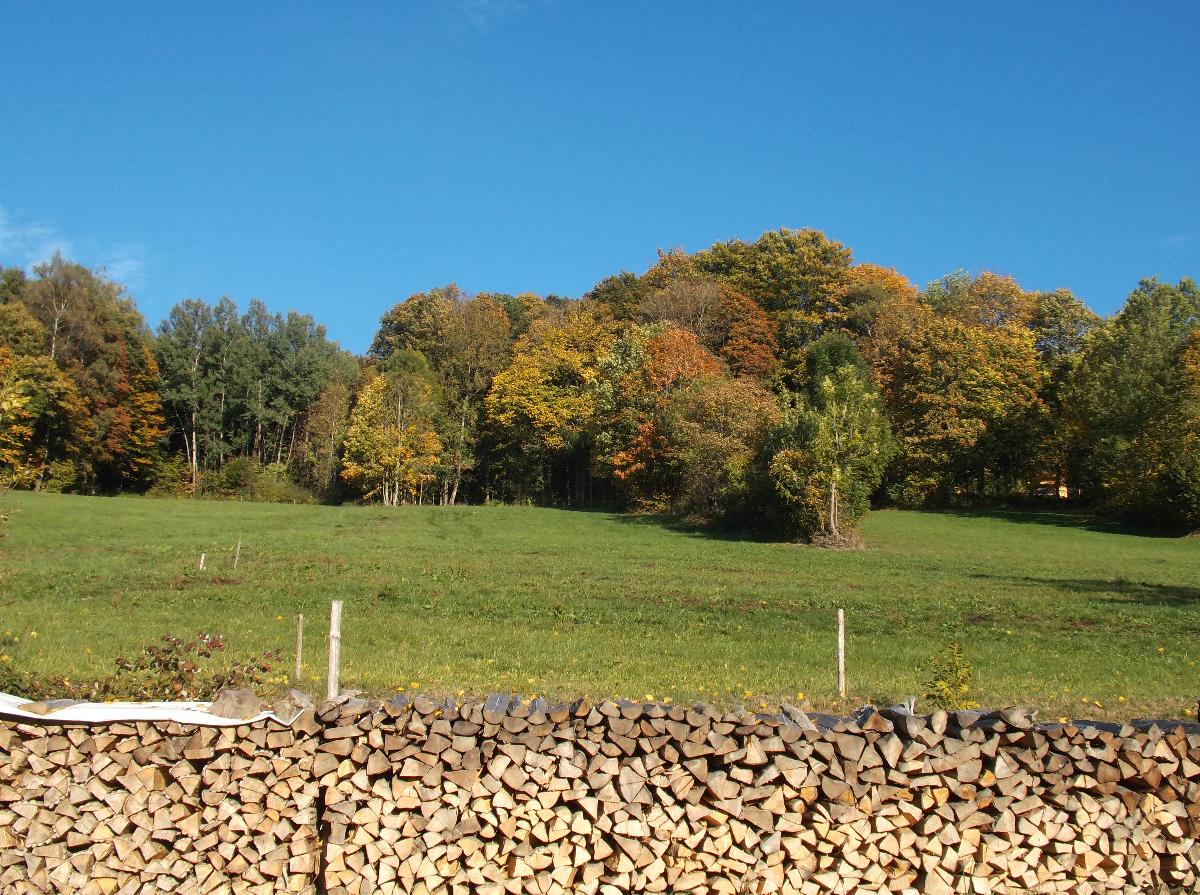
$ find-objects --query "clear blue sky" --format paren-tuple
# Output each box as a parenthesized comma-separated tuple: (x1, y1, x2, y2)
(2, 2, 1197, 352)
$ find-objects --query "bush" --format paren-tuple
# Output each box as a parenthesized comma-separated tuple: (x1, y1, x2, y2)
(0, 631, 277, 701)
(198, 458, 314, 504)
(147, 455, 194, 497)
(923, 641, 979, 710)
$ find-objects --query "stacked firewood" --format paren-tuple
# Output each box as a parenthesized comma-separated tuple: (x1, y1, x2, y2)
(316, 696, 1200, 895)
(0, 713, 322, 895)
(1, 695, 1197, 895)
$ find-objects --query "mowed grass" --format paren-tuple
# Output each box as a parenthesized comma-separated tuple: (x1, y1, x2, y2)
(1, 492, 1197, 720)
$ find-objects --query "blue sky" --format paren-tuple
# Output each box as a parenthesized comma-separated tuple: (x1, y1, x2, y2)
(2, 1, 1197, 352)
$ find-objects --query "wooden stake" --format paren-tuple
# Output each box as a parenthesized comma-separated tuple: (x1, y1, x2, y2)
(199, 552, 206, 571)
(327, 601, 343, 701)
(294, 613, 304, 683)
(233, 539, 241, 570)
(837, 608, 846, 698)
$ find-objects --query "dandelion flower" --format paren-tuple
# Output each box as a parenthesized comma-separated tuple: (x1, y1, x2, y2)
(410, 681, 420, 689)
(0, 655, 9, 664)
(28, 631, 37, 639)
(1118, 696, 1126, 703)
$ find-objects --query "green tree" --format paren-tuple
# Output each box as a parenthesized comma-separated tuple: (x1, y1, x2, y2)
(1065, 277, 1200, 527)
(764, 364, 892, 543)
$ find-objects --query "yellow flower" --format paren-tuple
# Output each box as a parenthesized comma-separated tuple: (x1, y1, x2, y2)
(0, 655, 9, 663)
(1005, 629, 1013, 636)
(394, 686, 405, 692)
(663, 697, 672, 704)
(742, 690, 752, 699)
(84, 648, 92, 655)
(410, 681, 420, 689)
(27, 631, 36, 639)
(275, 615, 283, 621)
(1118, 696, 1126, 703)
(1058, 717, 1069, 724)
(527, 677, 537, 684)
(644, 694, 654, 702)
(796, 692, 805, 700)
(1158, 646, 1165, 653)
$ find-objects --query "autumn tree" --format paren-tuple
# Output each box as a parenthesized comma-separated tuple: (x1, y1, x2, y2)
(824, 263, 919, 341)
(12, 256, 165, 490)
(662, 374, 780, 520)
(590, 326, 723, 507)
(484, 306, 615, 502)
(341, 354, 443, 506)
(867, 275, 1046, 505)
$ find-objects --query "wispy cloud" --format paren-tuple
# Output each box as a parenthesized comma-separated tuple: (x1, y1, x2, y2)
(0, 207, 74, 269)
(0, 206, 149, 289)
(1162, 232, 1196, 248)
(442, 0, 556, 30)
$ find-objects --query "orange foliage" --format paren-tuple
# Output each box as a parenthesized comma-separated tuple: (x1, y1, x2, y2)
(644, 328, 722, 392)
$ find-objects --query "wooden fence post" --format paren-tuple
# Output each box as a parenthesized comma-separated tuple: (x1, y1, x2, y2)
(327, 601, 343, 701)
(199, 552, 206, 571)
(294, 613, 304, 684)
(234, 540, 242, 570)
(837, 608, 846, 699)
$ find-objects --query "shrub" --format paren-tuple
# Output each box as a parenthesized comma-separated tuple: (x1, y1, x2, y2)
(0, 632, 277, 702)
(147, 455, 194, 497)
(199, 458, 314, 504)
(923, 641, 979, 710)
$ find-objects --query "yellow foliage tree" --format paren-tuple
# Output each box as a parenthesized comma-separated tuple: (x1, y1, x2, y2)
(485, 306, 615, 499)
(341, 370, 442, 506)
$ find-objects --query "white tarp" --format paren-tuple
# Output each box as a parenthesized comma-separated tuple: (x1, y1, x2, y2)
(0, 691, 293, 727)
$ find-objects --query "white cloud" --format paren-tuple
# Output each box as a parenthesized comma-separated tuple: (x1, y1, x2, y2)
(0, 207, 74, 269)
(442, 0, 557, 30)
(0, 206, 149, 289)
(1162, 232, 1196, 248)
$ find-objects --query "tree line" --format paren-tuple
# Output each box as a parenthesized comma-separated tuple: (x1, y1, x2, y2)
(1, 228, 1196, 539)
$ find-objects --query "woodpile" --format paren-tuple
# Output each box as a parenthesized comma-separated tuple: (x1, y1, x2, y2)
(2, 694, 1199, 895)
(0, 711, 322, 894)
(316, 697, 1200, 895)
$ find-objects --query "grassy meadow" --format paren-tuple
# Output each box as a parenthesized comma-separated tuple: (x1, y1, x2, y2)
(0, 492, 1197, 721)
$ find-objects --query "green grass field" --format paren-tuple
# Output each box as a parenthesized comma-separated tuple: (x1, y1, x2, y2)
(1, 492, 1196, 720)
